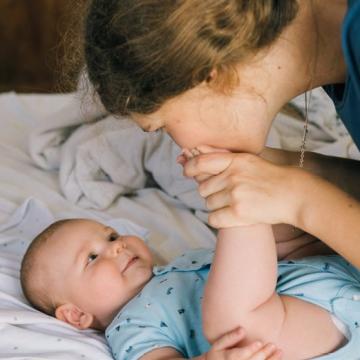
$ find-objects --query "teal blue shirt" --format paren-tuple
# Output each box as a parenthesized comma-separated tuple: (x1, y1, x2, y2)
(106, 249, 360, 359)
(324, 0, 360, 149)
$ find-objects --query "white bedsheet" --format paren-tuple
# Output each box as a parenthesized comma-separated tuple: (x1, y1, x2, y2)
(0, 88, 358, 359)
(0, 92, 215, 359)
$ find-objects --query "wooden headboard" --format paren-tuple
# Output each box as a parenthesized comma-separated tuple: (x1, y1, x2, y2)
(0, 0, 77, 93)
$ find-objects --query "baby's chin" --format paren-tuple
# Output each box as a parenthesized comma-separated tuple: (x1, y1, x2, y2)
(93, 267, 154, 330)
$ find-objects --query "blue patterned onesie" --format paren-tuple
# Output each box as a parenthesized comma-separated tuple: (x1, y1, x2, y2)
(106, 249, 360, 359)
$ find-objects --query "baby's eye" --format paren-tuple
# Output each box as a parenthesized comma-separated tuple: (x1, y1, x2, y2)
(109, 232, 119, 242)
(87, 253, 98, 264)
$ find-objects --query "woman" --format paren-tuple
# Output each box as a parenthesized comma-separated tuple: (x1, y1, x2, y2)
(76, 1, 360, 357)
(82, 0, 360, 265)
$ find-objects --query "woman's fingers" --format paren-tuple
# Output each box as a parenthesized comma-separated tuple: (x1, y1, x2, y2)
(205, 189, 230, 211)
(198, 172, 229, 198)
(208, 206, 248, 228)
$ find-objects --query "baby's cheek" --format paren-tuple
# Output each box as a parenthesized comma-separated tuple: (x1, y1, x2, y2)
(91, 264, 122, 295)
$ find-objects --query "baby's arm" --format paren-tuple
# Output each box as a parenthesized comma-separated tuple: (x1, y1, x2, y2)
(202, 223, 345, 359)
(202, 224, 280, 343)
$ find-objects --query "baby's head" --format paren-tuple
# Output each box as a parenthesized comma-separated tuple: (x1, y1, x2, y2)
(20, 219, 154, 330)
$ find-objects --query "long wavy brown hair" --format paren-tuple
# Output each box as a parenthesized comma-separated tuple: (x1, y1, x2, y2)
(65, 0, 299, 117)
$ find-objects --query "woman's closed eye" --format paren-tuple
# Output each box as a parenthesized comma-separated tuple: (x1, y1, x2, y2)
(141, 126, 164, 133)
(154, 127, 164, 133)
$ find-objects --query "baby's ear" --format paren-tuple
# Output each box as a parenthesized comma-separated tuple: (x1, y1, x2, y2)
(55, 303, 94, 330)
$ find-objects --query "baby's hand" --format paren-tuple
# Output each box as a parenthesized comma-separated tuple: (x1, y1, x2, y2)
(206, 327, 282, 360)
(176, 148, 201, 166)
(177, 145, 230, 183)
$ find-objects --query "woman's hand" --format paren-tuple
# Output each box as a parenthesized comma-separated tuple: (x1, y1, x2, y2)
(181, 147, 308, 228)
(205, 327, 282, 360)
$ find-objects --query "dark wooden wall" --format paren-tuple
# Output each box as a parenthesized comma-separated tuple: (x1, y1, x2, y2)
(0, 0, 78, 93)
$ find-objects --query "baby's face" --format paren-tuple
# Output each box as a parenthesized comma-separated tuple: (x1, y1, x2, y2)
(42, 219, 153, 327)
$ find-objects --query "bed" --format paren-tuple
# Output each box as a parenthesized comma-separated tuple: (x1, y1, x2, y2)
(0, 88, 358, 359)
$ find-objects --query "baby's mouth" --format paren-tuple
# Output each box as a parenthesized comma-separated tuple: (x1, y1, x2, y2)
(122, 256, 139, 273)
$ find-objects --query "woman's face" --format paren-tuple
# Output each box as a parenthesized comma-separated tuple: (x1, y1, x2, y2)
(132, 80, 272, 154)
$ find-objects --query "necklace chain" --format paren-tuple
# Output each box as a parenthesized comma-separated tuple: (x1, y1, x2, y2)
(298, 90, 312, 168)
(293, 90, 312, 233)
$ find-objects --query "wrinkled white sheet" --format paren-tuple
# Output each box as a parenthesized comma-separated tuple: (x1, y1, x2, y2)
(0, 92, 215, 359)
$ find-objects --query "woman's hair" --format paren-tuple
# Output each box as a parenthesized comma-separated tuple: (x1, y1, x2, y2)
(76, 0, 299, 115)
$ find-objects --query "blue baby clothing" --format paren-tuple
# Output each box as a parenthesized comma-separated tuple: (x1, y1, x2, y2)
(277, 255, 360, 359)
(106, 250, 360, 360)
(324, 0, 360, 149)
(106, 249, 213, 359)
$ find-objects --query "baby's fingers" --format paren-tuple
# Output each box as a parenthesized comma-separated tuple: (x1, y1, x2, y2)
(246, 343, 282, 360)
(266, 350, 283, 360)
(211, 327, 246, 351)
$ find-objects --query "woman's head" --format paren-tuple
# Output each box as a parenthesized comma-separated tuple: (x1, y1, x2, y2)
(84, 0, 299, 116)
(77, 1, 302, 151)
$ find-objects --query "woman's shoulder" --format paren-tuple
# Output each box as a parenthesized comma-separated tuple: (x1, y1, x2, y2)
(323, 1, 360, 145)
(343, 0, 360, 46)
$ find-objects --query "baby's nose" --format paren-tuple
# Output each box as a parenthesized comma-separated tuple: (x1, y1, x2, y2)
(110, 240, 126, 256)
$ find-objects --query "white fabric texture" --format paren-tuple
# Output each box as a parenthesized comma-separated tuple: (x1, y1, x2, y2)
(29, 106, 208, 214)
(0, 87, 359, 359)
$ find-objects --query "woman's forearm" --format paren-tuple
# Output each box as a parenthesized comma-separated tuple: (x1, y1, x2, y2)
(294, 170, 360, 268)
(263, 147, 360, 200)
(263, 147, 360, 265)
(300, 150, 360, 200)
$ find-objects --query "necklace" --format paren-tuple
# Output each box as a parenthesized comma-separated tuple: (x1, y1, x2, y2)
(293, 88, 312, 233)
(298, 89, 312, 168)
(299, 0, 318, 168)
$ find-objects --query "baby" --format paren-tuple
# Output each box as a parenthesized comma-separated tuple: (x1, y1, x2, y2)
(20, 217, 282, 360)
(20, 215, 360, 360)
